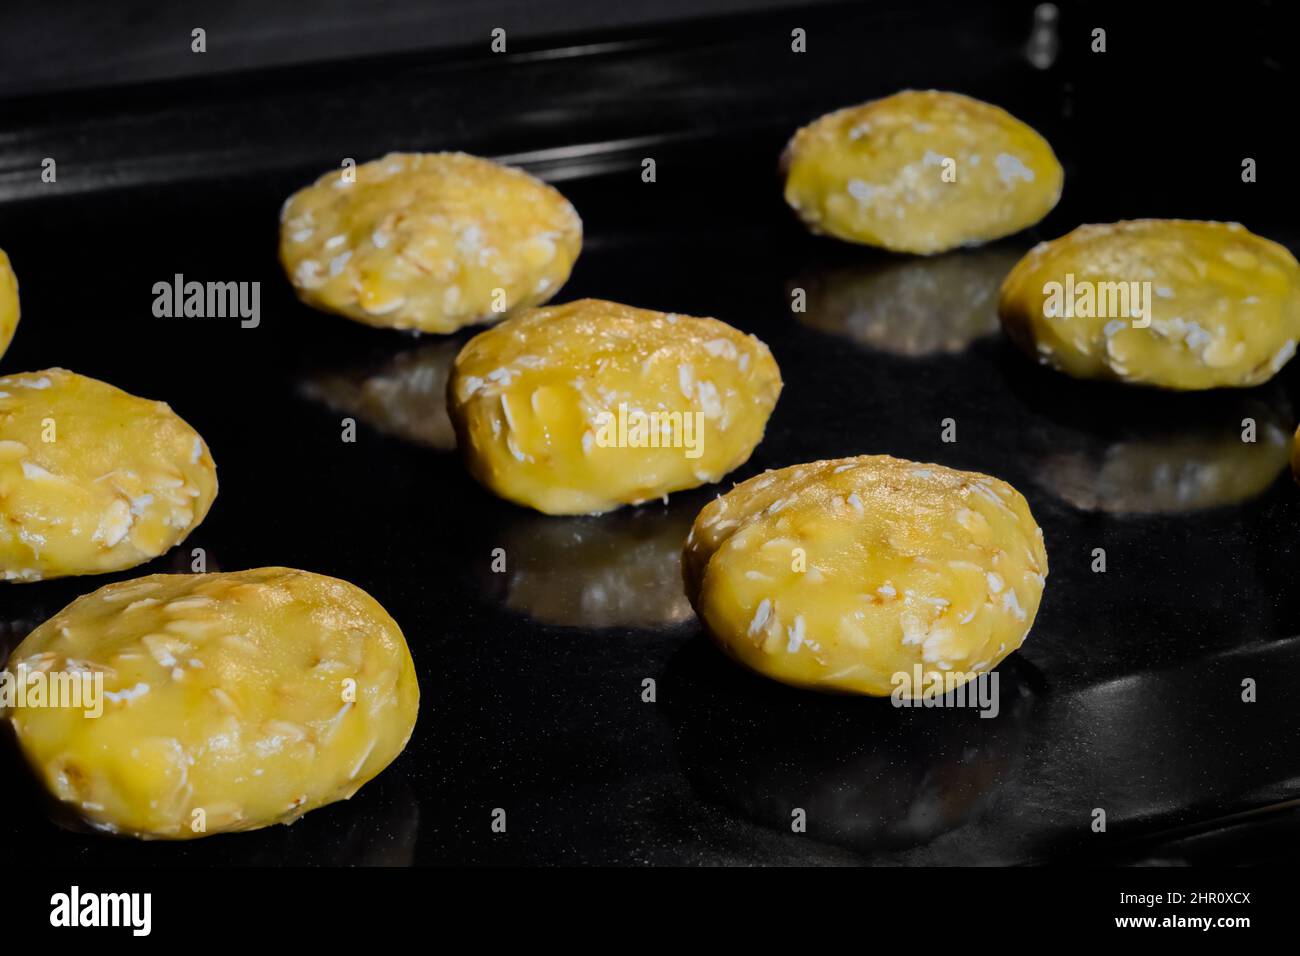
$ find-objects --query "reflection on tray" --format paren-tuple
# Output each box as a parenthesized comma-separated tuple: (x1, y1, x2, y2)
(299, 341, 460, 451)
(12, 753, 421, 865)
(1034, 396, 1293, 514)
(484, 499, 698, 628)
(793, 245, 1024, 356)
(663, 638, 1036, 856)
(1, 611, 46, 668)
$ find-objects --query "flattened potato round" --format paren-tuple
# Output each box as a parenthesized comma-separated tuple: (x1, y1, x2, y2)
(0, 249, 18, 361)
(3, 568, 419, 839)
(0, 369, 217, 582)
(782, 90, 1062, 254)
(683, 456, 1048, 696)
(448, 299, 783, 515)
(999, 220, 1300, 389)
(280, 152, 582, 333)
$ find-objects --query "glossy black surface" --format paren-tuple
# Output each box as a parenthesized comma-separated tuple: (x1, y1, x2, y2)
(1, 1, 1298, 865)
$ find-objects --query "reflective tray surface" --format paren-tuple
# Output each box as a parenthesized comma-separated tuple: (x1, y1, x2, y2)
(0, 1, 1296, 865)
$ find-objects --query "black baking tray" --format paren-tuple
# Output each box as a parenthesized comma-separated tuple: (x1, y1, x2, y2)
(1, 0, 1298, 866)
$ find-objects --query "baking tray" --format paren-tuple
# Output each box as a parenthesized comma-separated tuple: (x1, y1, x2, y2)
(1, 0, 1298, 865)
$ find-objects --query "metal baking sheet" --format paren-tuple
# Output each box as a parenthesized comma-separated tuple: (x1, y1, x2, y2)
(1, 0, 1297, 865)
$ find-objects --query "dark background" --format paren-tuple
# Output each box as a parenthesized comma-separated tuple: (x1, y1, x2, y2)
(1, 0, 1299, 865)
(0, 0, 832, 99)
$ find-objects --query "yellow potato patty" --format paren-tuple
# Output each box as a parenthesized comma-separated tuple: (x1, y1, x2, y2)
(0, 249, 18, 361)
(280, 152, 582, 333)
(783, 90, 1062, 254)
(0, 369, 217, 582)
(683, 456, 1048, 696)
(999, 220, 1300, 389)
(448, 299, 782, 515)
(3, 568, 419, 839)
